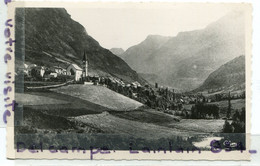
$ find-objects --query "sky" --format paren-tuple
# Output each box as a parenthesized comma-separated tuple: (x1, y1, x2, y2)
(66, 3, 239, 50)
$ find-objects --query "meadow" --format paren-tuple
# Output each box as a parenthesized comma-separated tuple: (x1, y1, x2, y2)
(15, 84, 243, 150)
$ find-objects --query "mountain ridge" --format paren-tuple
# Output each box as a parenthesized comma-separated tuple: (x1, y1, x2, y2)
(195, 55, 245, 92)
(110, 48, 125, 57)
(120, 11, 245, 90)
(121, 35, 171, 73)
(15, 8, 146, 84)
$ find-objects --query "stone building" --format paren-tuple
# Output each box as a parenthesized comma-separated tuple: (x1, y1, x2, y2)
(66, 64, 82, 81)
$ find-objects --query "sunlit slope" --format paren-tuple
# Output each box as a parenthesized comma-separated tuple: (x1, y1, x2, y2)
(51, 85, 143, 111)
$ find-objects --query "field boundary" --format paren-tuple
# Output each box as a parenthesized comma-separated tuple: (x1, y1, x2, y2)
(26, 80, 73, 89)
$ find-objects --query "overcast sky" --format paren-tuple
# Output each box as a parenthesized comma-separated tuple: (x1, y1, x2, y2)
(66, 3, 239, 50)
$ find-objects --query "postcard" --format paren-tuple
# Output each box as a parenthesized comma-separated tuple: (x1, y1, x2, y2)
(5, 1, 252, 160)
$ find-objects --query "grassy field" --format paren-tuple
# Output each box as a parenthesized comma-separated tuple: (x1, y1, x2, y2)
(167, 119, 225, 133)
(15, 84, 230, 150)
(51, 84, 143, 111)
(71, 111, 196, 139)
(183, 99, 245, 118)
(211, 99, 245, 117)
(111, 109, 225, 133)
(24, 81, 64, 87)
(16, 90, 110, 117)
(210, 99, 245, 110)
(16, 93, 68, 105)
(111, 109, 181, 125)
(16, 85, 227, 135)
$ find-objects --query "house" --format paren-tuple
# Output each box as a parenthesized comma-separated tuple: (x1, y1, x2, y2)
(25, 64, 37, 77)
(39, 66, 45, 77)
(23, 64, 29, 76)
(53, 66, 66, 75)
(61, 69, 67, 75)
(66, 64, 82, 81)
(50, 72, 58, 78)
(29, 65, 45, 78)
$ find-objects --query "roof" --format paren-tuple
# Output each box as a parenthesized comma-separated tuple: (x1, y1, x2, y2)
(53, 66, 65, 70)
(82, 51, 87, 62)
(68, 64, 82, 71)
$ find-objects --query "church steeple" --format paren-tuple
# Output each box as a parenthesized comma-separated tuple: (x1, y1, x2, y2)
(82, 51, 87, 62)
(82, 51, 88, 79)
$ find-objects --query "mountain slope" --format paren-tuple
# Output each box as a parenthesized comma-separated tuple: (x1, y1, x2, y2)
(121, 35, 171, 73)
(51, 84, 143, 111)
(15, 8, 145, 84)
(196, 55, 245, 91)
(110, 48, 125, 57)
(121, 11, 245, 90)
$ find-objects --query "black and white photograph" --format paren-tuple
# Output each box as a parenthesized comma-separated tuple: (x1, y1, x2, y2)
(9, 2, 252, 159)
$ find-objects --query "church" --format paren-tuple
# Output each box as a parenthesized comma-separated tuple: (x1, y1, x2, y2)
(66, 52, 88, 81)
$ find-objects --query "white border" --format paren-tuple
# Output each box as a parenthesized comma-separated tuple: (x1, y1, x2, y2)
(1, 0, 260, 165)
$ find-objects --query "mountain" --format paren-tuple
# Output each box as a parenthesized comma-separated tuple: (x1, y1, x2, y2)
(110, 48, 125, 57)
(121, 35, 171, 73)
(196, 55, 245, 92)
(121, 11, 245, 91)
(15, 8, 146, 84)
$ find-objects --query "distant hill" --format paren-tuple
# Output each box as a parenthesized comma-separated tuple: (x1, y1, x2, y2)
(110, 48, 125, 57)
(196, 55, 245, 92)
(138, 73, 159, 86)
(121, 11, 245, 90)
(121, 35, 171, 73)
(15, 8, 146, 84)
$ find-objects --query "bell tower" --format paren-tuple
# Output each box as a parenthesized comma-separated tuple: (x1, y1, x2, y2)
(82, 51, 88, 79)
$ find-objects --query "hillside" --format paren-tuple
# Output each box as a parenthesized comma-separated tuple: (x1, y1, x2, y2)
(121, 35, 171, 73)
(196, 55, 245, 91)
(15, 8, 145, 84)
(121, 11, 245, 90)
(51, 84, 143, 111)
(110, 48, 125, 57)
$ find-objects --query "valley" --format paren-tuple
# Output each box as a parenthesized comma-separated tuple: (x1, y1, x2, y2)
(15, 83, 244, 150)
(14, 7, 247, 151)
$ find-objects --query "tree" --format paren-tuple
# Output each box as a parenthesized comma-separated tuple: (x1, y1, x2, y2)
(223, 120, 233, 133)
(227, 91, 232, 119)
(155, 83, 158, 88)
(240, 107, 245, 122)
(223, 107, 246, 133)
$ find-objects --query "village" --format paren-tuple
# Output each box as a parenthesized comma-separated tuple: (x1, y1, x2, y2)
(22, 52, 195, 111)
(21, 51, 245, 125)
(23, 52, 142, 89)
